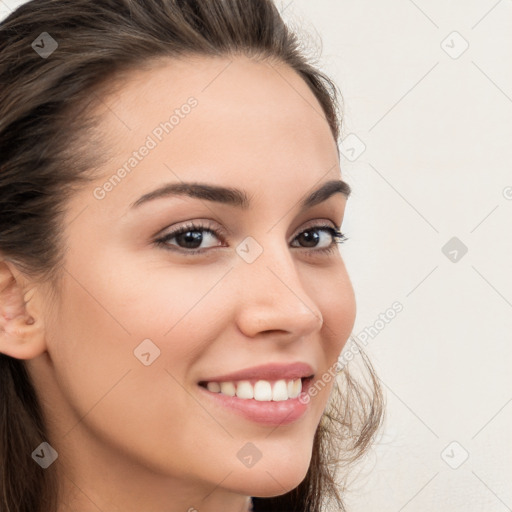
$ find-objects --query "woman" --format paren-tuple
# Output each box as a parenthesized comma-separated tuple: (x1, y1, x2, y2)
(0, 1, 383, 511)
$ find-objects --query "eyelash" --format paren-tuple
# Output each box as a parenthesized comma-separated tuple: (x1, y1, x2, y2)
(154, 221, 348, 257)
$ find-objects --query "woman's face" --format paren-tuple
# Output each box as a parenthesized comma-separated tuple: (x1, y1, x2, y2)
(28, 56, 355, 510)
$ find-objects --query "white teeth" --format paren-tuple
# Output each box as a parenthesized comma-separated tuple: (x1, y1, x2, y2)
(272, 379, 288, 401)
(254, 380, 272, 401)
(236, 381, 254, 399)
(287, 379, 294, 397)
(204, 378, 304, 401)
(220, 381, 236, 397)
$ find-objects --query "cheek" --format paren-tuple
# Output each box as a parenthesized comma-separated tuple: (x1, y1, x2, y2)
(312, 263, 356, 356)
(308, 263, 356, 404)
(49, 250, 232, 392)
(45, 259, 235, 477)
(50, 260, 224, 376)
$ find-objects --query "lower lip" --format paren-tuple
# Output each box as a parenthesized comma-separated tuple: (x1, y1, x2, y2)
(197, 378, 313, 426)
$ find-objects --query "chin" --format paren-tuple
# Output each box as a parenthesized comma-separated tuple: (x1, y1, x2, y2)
(228, 455, 311, 498)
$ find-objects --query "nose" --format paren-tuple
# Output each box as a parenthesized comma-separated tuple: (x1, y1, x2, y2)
(233, 240, 323, 341)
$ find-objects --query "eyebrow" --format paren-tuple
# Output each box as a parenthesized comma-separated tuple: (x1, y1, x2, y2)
(130, 178, 351, 211)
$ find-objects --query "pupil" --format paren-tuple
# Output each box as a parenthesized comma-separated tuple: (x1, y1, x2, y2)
(300, 230, 319, 247)
(179, 231, 202, 248)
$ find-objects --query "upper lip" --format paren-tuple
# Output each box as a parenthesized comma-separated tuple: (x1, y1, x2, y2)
(198, 362, 315, 383)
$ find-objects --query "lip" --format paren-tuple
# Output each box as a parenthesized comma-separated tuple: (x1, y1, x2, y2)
(197, 376, 314, 426)
(196, 362, 315, 426)
(197, 362, 315, 384)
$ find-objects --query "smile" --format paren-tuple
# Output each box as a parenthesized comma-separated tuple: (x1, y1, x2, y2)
(199, 378, 304, 401)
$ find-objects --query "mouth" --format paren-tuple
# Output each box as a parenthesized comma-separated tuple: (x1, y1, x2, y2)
(198, 376, 314, 402)
(195, 362, 316, 425)
(197, 375, 314, 426)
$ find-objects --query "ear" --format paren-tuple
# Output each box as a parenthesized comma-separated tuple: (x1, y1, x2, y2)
(0, 258, 47, 359)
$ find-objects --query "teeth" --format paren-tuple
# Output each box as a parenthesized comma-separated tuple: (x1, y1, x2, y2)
(236, 381, 254, 399)
(204, 378, 303, 401)
(254, 380, 272, 401)
(288, 378, 302, 398)
(206, 382, 221, 393)
(220, 382, 236, 397)
(272, 380, 288, 401)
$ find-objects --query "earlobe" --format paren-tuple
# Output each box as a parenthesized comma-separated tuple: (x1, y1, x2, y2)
(0, 258, 47, 360)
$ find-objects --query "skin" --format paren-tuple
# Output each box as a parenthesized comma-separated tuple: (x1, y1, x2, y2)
(0, 56, 355, 511)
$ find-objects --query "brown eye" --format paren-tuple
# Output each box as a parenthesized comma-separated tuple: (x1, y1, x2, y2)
(291, 225, 347, 252)
(154, 221, 225, 255)
(295, 229, 321, 248)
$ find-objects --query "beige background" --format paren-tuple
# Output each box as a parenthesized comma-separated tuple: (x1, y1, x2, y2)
(2, 0, 511, 510)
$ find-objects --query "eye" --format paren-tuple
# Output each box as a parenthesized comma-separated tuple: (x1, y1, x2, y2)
(154, 221, 348, 256)
(154, 221, 224, 254)
(291, 223, 347, 255)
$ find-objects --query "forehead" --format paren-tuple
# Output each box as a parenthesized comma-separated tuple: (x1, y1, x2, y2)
(95, 54, 337, 159)
(83, 55, 341, 218)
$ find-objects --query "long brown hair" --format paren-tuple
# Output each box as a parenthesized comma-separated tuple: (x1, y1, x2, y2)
(0, 1, 384, 510)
